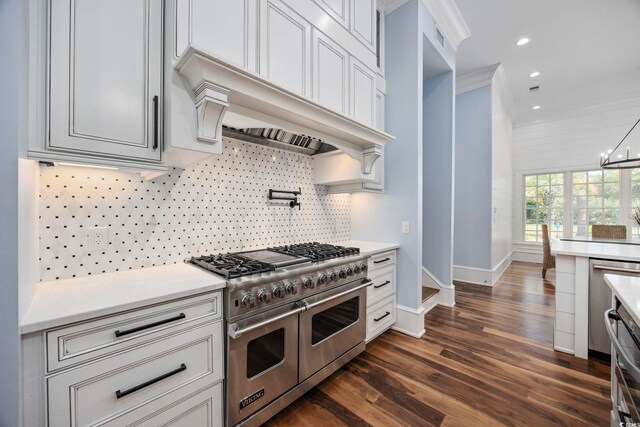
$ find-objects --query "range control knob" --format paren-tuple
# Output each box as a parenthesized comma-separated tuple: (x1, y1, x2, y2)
(240, 293, 256, 308)
(285, 282, 298, 295)
(329, 271, 338, 282)
(338, 269, 347, 279)
(360, 263, 368, 274)
(346, 266, 354, 276)
(257, 289, 271, 304)
(272, 285, 286, 299)
(353, 264, 361, 274)
(318, 273, 328, 285)
(302, 276, 314, 289)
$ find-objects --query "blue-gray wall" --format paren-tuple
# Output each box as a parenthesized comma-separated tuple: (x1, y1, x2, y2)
(0, 0, 22, 424)
(453, 86, 493, 270)
(351, 0, 456, 309)
(422, 71, 455, 286)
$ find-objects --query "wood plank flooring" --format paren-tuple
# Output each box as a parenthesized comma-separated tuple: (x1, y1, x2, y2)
(264, 262, 612, 426)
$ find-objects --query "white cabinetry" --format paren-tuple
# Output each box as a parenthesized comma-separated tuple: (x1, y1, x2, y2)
(175, 0, 259, 72)
(22, 291, 224, 426)
(312, 30, 349, 114)
(350, 56, 376, 127)
(260, 1, 312, 96)
(366, 250, 397, 342)
(35, 0, 164, 171)
(351, 0, 376, 50)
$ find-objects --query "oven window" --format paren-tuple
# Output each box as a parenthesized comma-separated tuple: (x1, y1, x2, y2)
(247, 328, 285, 379)
(311, 297, 359, 345)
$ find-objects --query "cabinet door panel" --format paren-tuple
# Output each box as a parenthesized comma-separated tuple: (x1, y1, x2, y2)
(48, 0, 161, 161)
(175, 0, 257, 70)
(351, 0, 375, 49)
(313, 0, 348, 28)
(260, 1, 311, 96)
(350, 57, 375, 126)
(313, 30, 348, 114)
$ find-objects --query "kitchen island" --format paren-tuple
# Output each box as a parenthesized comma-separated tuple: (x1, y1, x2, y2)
(551, 240, 640, 358)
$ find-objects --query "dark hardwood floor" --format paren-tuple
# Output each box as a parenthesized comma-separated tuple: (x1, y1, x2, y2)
(264, 262, 611, 426)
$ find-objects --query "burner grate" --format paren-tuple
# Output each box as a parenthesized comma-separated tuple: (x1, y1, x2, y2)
(268, 242, 359, 262)
(190, 254, 276, 279)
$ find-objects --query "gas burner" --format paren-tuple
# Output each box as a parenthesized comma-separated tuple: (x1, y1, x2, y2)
(268, 242, 359, 261)
(190, 253, 275, 279)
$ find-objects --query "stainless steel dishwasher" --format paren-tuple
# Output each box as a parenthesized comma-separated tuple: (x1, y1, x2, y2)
(590, 259, 640, 355)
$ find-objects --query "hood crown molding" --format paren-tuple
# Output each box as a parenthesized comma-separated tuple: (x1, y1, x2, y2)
(421, 0, 470, 50)
(175, 46, 394, 164)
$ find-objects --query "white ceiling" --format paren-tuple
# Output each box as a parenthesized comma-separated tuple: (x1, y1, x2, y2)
(455, 0, 640, 123)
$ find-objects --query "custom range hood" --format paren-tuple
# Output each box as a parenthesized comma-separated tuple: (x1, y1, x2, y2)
(175, 46, 394, 173)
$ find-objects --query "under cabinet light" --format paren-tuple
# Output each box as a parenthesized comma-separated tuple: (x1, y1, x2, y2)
(57, 162, 119, 170)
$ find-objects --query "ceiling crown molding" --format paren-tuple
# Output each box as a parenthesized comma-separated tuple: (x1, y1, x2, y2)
(421, 0, 471, 50)
(456, 64, 500, 94)
(378, 0, 410, 14)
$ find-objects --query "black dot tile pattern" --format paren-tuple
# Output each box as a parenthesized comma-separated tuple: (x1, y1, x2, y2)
(38, 138, 351, 281)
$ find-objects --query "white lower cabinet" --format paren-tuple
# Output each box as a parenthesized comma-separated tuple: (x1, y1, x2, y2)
(365, 250, 397, 342)
(24, 291, 224, 426)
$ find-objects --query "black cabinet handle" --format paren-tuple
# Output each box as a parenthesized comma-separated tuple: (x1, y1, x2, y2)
(374, 280, 391, 289)
(152, 95, 159, 150)
(373, 257, 391, 264)
(115, 313, 186, 338)
(608, 311, 620, 321)
(115, 363, 186, 399)
(374, 311, 391, 322)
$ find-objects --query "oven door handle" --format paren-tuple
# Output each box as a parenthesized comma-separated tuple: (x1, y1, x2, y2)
(593, 264, 640, 274)
(605, 309, 640, 381)
(303, 280, 373, 311)
(227, 305, 305, 339)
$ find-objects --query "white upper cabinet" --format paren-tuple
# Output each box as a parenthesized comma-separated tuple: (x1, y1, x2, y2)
(351, 0, 376, 50)
(259, 1, 312, 96)
(175, 0, 258, 71)
(313, 0, 349, 28)
(312, 30, 349, 114)
(350, 57, 376, 127)
(47, 0, 162, 164)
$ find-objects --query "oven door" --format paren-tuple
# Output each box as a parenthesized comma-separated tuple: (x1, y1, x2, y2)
(226, 303, 301, 426)
(298, 278, 371, 382)
(605, 306, 640, 423)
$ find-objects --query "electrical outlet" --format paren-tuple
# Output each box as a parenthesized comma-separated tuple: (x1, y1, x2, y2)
(87, 227, 108, 252)
(401, 222, 410, 234)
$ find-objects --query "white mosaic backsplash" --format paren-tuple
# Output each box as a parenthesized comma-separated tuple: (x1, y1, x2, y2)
(39, 138, 351, 281)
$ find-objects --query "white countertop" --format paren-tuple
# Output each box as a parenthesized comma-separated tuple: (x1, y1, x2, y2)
(21, 263, 225, 334)
(333, 240, 400, 255)
(604, 274, 640, 326)
(552, 239, 640, 262)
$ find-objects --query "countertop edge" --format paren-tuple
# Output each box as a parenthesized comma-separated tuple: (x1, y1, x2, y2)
(604, 274, 640, 327)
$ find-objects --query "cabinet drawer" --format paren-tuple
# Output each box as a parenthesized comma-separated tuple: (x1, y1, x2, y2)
(46, 291, 221, 372)
(368, 250, 396, 272)
(366, 295, 395, 342)
(47, 321, 223, 427)
(367, 265, 395, 305)
(103, 383, 223, 427)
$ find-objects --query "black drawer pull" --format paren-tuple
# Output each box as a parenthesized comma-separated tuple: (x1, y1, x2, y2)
(374, 280, 391, 289)
(114, 313, 186, 337)
(374, 311, 391, 322)
(115, 363, 186, 399)
(373, 257, 391, 264)
(152, 95, 159, 150)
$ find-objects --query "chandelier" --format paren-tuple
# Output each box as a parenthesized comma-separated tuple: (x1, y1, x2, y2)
(600, 117, 640, 169)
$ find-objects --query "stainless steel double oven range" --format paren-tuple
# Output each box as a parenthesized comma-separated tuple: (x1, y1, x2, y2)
(191, 243, 372, 426)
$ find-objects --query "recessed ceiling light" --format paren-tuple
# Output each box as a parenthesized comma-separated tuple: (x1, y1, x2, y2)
(529, 71, 540, 77)
(532, 105, 541, 110)
(516, 38, 530, 46)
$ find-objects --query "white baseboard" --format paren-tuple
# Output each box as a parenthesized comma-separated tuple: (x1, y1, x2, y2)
(421, 266, 448, 288)
(392, 304, 426, 338)
(512, 243, 543, 263)
(452, 252, 513, 286)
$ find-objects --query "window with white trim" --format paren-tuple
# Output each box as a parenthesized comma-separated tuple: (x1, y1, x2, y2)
(571, 170, 620, 237)
(524, 173, 564, 242)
